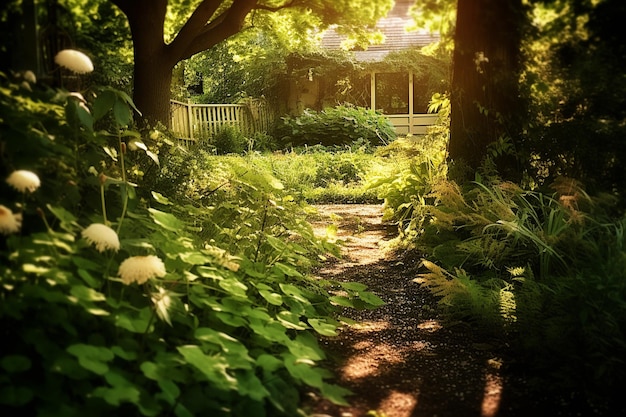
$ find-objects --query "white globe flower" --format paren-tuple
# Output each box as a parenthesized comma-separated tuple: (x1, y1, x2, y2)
(54, 49, 94, 74)
(0, 205, 22, 235)
(82, 223, 120, 252)
(6, 170, 41, 193)
(118, 255, 166, 285)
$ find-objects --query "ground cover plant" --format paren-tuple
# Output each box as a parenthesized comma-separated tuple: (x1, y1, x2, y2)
(0, 60, 385, 416)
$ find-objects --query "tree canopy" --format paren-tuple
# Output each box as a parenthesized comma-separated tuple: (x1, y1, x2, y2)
(106, 0, 393, 126)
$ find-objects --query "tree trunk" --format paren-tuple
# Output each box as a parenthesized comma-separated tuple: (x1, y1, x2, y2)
(449, 0, 525, 179)
(118, 0, 176, 127)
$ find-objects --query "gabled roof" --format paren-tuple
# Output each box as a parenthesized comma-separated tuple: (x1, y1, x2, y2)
(321, 1, 440, 62)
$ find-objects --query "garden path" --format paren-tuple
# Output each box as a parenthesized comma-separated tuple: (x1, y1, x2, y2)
(302, 204, 513, 417)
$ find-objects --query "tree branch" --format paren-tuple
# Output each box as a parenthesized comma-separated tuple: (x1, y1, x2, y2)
(170, 0, 223, 54)
(173, 0, 261, 61)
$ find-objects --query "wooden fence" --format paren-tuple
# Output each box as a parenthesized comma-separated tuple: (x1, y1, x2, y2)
(170, 99, 274, 147)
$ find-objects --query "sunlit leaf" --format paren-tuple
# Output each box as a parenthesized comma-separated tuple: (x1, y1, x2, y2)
(149, 208, 185, 232)
(308, 318, 338, 336)
(219, 278, 248, 297)
(258, 289, 283, 305)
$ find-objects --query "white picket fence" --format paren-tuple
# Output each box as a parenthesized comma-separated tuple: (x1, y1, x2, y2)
(170, 99, 274, 147)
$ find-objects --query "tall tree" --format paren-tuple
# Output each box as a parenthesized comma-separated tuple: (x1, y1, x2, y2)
(448, 0, 526, 178)
(109, 0, 392, 127)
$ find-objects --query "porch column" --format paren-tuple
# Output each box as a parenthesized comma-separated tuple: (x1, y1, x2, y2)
(370, 71, 376, 110)
(408, 71, 414, 134)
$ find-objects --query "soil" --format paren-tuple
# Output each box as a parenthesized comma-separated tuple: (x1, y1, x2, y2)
(301, 204, 538, 417)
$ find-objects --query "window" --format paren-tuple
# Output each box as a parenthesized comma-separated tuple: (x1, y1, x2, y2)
(375, 72, 408, 114)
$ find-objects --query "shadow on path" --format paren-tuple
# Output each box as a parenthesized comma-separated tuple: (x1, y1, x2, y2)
(303, 205, 508, 417)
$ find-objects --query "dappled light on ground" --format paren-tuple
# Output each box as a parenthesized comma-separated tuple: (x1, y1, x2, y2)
(480, 359, 504, 417)
(342, 342, 404, 380)
(379, 390, 418, 417)
(305, 204, 510, 417)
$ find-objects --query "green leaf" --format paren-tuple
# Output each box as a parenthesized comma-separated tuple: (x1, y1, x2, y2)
(308, 318, 338, 336)
(152, 191, 172, 205)
(236, 370, 270, 401)
(219, 278, 248, 298)
(320, 383, 352, 406)
(277, 311, 308, 330)
(273, 262, 303, 278)
(93, 89, 116, 120)
(179, 251, 211, 265)
(157, 379, 180, 404)
(286, 332, 325, 361)
(114, 307, 153, 333)
(77, 269, 101, 287)
(149, 208, 185, 232)
(71, 285, 106, 302)
(358, 290, 385, 307)
(66, 344, 114, 375)
(76, 103, 94, 131)
(111, 345, 137, 361)
(113, 99, 132, 127)
(249, 320, 289, 344)
(341, 282, 368, 292)
(1, 355, 31, 373)
(47, 204, 78, 230)
(283, 353, 324, 388)
(177, 345, 237, 391)
(279, 283, 309, 303)
(259, 289, 283, 306)
(329, 295, 356, 308)
(255, 354, 283, 372)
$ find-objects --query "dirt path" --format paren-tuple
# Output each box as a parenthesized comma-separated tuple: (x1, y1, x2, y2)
(303, 204, 508, 417)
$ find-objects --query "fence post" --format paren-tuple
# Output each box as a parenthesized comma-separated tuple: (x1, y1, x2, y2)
(187, 99, 194, 141)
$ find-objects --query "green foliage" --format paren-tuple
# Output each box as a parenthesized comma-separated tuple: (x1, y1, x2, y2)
(0, 71, 385, 415)
(385, 172, 626, 406)
(212, 126, 247, 155)
(277, 105, 397, 148)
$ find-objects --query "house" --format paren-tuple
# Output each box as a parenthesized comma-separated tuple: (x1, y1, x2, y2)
(286, 0, 446, 135)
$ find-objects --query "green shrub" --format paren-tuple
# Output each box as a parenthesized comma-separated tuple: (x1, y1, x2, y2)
(276, 105, 396, 148)
(0, 71, 385, 416)
(213, 126, 247, 155)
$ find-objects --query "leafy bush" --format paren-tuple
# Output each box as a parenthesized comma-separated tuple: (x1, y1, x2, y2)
(276, 105, 396, 148)
(213, 126, 247, 155)
(245, 147, 381, 204)
(395, 175, 626, 410)
(0, 70, 385, 416)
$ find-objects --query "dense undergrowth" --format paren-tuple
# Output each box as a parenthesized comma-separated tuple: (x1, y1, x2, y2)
(367, 116, 626, 413)
(2, 62, 625, 416)
(0, 72, 385, 416)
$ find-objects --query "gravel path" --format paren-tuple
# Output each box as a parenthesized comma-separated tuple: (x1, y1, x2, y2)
(303, 204, 508, 417)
